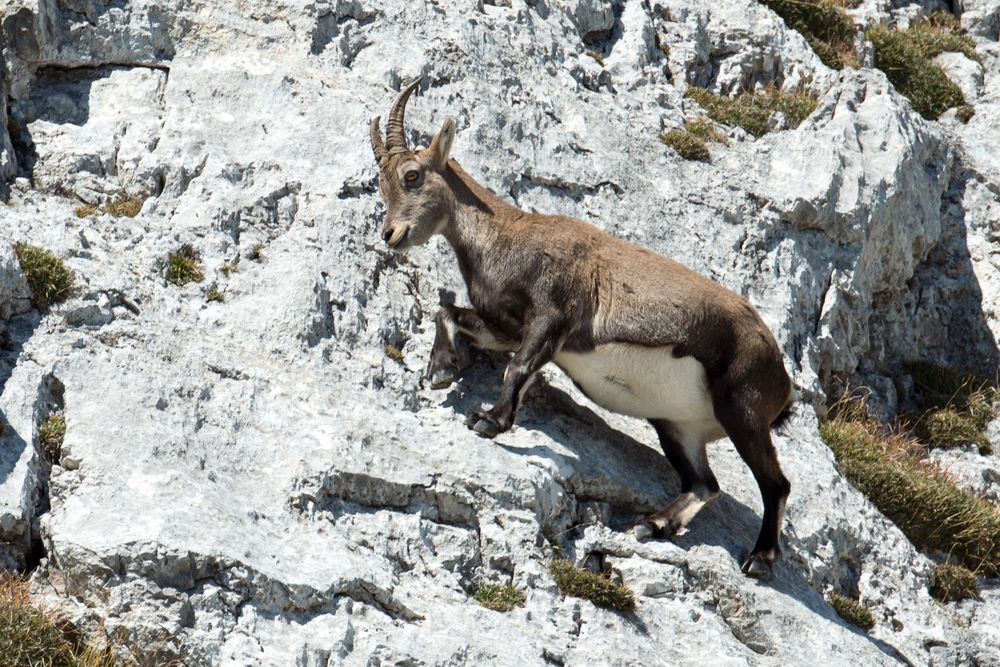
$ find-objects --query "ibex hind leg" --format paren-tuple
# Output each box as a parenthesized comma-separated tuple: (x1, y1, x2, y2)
(712, 390, 790, 578)
(635, 420, 720, 539)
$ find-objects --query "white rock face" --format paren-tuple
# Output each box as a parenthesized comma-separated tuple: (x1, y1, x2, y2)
(1, 1, 999, 665)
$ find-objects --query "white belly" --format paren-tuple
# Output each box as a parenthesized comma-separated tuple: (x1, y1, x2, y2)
(553, 344, 723, 437)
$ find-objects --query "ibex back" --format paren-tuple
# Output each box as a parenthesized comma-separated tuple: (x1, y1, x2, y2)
(370, 79, 793, 577)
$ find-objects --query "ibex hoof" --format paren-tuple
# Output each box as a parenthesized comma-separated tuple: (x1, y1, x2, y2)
(740, 554, 774, 578)
(471, 418, 499, 439)
(633, 523, 654, 540)
(429, 368, 456, 390)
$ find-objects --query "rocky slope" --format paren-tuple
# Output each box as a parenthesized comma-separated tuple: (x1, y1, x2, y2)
(2, 0, 999, 664)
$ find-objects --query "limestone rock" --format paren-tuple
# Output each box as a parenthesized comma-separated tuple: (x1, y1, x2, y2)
(0, 0, 998, 665)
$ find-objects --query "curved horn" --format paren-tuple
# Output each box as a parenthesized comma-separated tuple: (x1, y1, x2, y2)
(370, 116, 389, 168)
(386, 77, 422, 153)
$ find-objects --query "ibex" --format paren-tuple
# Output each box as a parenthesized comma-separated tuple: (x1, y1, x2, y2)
(369, 79, 793, 576)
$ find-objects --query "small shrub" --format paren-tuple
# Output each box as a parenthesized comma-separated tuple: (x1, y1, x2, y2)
(38, 415, 66, 462)
(660, 129, 709, 161)
(13, 243, 74, 308)
(686, 86, 818, 138)
(74, 204, 98, 218)
(384, 344, 405, 363)
(104, 196, 143, 218)
(0, 572, 116, 666)
(760, 0, 858, 69)
(820, 403, 1000, 575)
(828, 593, 875, 630)
(472, 584, 526, 612)
(585, 50, 605, 67)
(206, 289, 224, 303)
(165, 245, 204, 286)
(867, 14, 978, 120)
(549, 559, 636, 612)
(930, 563, 978, 603)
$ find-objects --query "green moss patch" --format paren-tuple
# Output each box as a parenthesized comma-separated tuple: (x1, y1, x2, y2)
(13, 243, 74, 309)
(550, 559, 636, 612)
(686, 86, 818, 138)
(820, 407, 1000, 575)
(165, 245, 204, 286)
(760, 0, 858, 69)
(828, 593, 875, 630)
(930, 563, 978, 603)
(868, 14, 980, 120)
(472, 584, 526, 612)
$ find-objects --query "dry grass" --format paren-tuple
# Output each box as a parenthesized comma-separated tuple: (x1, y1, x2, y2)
(585, 50, 605, 67)
(660, 129, 709, 161)
(686, 86, 818, 138)
(820, 398, 1000, 575)
(828, 593, 874, 630)
(205, 289, 224, 303)
(384, 344, 405, 363)
(929, 563, 978, 603)
(246, 244, 264, 262)
(549, 559, 635, 612)
(74, 204, 99, 218)
(868, 13, 979, 120)
(103, 196, 143, 218)
(165, 245, 204, 287)
(220, 262, 239, 277)
(760, 0, 858, 69)
(905, 361, 995, 455)
(472, 584, 526, 612)
(13, 243, 74, 309)
(0, 573, 116, 666)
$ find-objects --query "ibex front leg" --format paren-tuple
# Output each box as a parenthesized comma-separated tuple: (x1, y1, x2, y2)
(467, 313, 563, 438)
(428, 305, 517, 389)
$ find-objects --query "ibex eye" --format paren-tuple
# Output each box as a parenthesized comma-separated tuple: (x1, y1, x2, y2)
(404, 171, 419, 184)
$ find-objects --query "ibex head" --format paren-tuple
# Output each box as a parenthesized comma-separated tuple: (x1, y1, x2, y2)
(370, 78, 456, 251)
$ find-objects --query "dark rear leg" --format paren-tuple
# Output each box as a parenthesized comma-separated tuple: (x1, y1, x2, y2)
(634, 420, 720, 539)
(428, 305, 515, 389)
(712, 390, 791, 577)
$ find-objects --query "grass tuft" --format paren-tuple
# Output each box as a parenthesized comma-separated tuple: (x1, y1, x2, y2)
(929, 563, 978, 603)
(74, 204, 99, 218)
(904, 361, 996, 455)
(472, 584, 526, 612)
(660, 129, 709, 161)
(820, 399, 1000, 575)
(384, 344, 405, 363)
(103, 196, 143, 218)
(868, 13, 980, 120)
(205, 289, 224, 303)
(661, 117, 730, 161)
(686, 86, 818, 138)
(549, 559, 636, 613)
(0, 572, 116, 666)
(220, 262, 239, 277)
(828, 593, 875, 630)
(246, 244, 265, 262)
(13, 243, 74, 309)
(165, 245, 204, 287)
(39, 415, 66, 463)
(760, 0, 858, 69)
(585, 50, 605, 67)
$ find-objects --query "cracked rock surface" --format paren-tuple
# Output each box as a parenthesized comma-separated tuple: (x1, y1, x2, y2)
(2, 0, 1000, 665)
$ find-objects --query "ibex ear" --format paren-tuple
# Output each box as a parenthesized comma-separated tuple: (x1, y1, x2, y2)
(428, 116, 455, 171)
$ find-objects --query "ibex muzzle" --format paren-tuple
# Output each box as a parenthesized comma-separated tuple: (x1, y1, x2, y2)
(369, 79, 794, 577)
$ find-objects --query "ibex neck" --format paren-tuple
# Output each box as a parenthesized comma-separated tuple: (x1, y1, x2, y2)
(441, 161, 519, 276)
